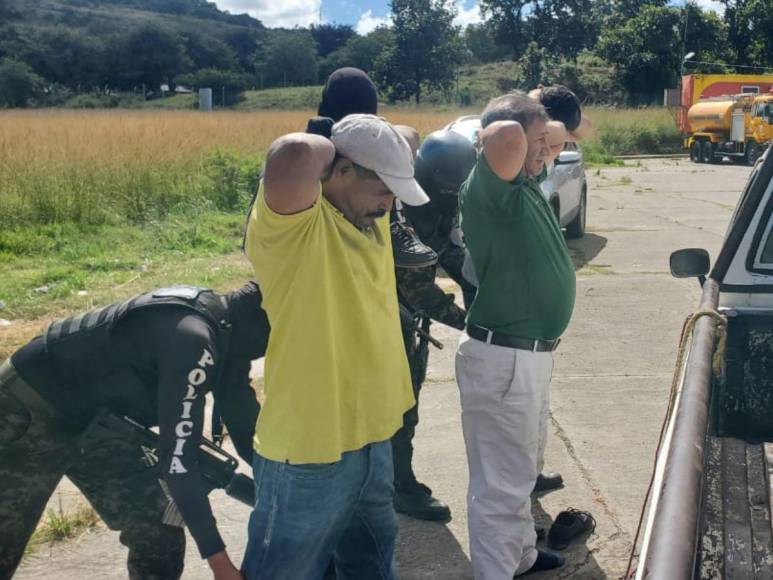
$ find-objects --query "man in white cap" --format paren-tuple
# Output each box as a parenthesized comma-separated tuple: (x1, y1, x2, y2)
(242, 114, 429, 580)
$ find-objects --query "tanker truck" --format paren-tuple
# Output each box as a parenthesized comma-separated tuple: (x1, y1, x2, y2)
(686, 91, 773, 165)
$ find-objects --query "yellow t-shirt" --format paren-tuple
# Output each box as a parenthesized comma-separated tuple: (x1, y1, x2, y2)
(244, 183, 414, 463)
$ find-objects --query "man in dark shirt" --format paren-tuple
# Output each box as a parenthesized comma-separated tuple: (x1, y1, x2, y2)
(0, 282, 268, 580)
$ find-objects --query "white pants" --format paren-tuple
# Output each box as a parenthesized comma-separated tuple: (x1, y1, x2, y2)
(456, 333, 554, 580)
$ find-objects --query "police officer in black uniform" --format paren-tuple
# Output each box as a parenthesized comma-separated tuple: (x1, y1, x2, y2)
(0, 282, 269, 580)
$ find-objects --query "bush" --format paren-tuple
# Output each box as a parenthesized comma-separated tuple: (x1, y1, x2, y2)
(0, 58, 44, 107)
(199, 149, 263, 211)
(583, 107, 682, 155)
(176, 68, 253, 106)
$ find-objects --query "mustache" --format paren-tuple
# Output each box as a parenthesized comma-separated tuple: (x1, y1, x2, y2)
(366, 209, 387, 218)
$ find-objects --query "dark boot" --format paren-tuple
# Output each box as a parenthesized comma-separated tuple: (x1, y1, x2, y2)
(534, 472, 564, 493)
(391, 220, 438, 269)
(517, 549, 566, 576)
(394, 481, 451, 522)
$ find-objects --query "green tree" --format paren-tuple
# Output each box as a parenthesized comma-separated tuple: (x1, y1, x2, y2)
(597, 5, 682, 103)
(378, 0, 463, 104)
(18, 28, 105, 90)
(464, 22, 506, 63)
(479, 0, 534, 57)
(110, 25, 191, 91)
(319, 27, 394, 79)
(681, 3, 730, 72)
(719, 0, 773, 69)
(182, 32, 238, 71)
(613, 0, 666, 19)
(0, 57, 44, 107)
(551, 52, 625, 104)
(224, 28, 265, 72)
(255, 30, 318, 87)
(310, 24, 356, 57)
(518, 41, 552, 88)
(530, 0, 603, 58)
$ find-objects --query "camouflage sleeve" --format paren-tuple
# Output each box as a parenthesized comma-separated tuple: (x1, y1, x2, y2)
(396, 265, 466, 330)
(437, 242, 467, 286)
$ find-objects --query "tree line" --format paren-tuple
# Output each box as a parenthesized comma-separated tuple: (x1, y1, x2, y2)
(0, 0, 771, 108)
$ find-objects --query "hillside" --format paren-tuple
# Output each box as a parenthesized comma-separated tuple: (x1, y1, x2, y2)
(6, 0, 264, 33)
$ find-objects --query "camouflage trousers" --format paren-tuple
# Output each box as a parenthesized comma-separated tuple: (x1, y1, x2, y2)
(0, 360, 184, 580)
(391, 317, 431, 490)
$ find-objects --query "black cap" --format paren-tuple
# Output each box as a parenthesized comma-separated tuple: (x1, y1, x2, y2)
(226, 281, 270, 360)
(318, 67, 378, 121)
(540, 85, 582, 132)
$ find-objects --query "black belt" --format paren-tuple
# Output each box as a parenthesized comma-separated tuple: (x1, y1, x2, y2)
(466, 325, 561, 352)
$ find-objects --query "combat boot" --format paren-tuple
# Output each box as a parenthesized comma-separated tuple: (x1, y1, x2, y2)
(391, 220, 438, 269)
(394, 481, 451, 522)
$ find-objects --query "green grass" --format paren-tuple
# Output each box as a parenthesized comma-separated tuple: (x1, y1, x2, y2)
(0, 210, 252, 321)
(25, 500, 100, 556)
(0, 148, 264, 230)
(237, 86, 323, 110)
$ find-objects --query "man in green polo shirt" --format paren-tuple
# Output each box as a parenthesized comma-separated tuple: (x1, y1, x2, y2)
(456, 92, 575, 579)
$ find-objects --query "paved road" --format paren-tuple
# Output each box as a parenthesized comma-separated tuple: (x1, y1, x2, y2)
(17, 159, 752, 579)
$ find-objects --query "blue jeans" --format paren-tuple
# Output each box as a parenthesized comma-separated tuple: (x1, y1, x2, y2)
(241, 440, 398, 580)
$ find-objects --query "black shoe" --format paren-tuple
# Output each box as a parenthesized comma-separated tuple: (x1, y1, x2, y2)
(534, 472, 564, 493)
(394, 482, 451, 522)
(517, 549, 566, 576)
(547, 508, 596, 550)
(391, 220, 438, 269)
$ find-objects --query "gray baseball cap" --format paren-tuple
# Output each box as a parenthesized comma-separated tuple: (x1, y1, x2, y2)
(331, 114, 430, 206)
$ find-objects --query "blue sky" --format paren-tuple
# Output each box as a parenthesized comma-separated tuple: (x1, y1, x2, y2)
(212, 0, 720, 31)
(212, 1, 484, 32)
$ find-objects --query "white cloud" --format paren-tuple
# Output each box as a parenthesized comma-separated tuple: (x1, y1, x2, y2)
(454, 1, 482, 27)
(213, 0, 321, 28)
(692, 0, 724, 14)
(355, 10, 392, 35)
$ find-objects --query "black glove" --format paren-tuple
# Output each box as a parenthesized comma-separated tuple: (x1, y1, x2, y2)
(306, 116, 335, 138)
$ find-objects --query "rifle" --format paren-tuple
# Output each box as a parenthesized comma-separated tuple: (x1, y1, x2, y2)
(399, 304, 444, 350)
(82, 412, 255, 509)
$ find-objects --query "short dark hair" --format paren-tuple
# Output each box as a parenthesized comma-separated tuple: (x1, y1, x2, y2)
(540, 85, 582, 132)
(481, 91, 549, 130)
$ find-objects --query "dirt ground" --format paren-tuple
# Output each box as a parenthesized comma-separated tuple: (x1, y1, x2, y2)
(15, 158, 753, 579)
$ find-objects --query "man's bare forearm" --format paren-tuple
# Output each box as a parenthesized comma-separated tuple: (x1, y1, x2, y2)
(263, 133, 336, 215)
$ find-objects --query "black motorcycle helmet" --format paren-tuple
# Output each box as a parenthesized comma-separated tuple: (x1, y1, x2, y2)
(414, 130, 477, 199)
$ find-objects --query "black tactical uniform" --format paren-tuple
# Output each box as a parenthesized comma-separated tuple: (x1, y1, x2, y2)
(391, 131, 478, 521)
(0, 283, 268, 579)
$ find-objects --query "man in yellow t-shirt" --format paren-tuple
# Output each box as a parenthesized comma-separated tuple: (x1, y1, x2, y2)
(241, 114, 429, 580)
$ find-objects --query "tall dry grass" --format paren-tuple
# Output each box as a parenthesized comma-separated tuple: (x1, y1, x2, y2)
(0, 106, 679, 227)
(0, 109, 466, 228)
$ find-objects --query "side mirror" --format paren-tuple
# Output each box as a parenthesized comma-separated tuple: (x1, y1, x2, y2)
(555, 150, 581, 165)
(670, 248, 710, 285)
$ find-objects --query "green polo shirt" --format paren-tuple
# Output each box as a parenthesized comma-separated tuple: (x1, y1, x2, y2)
(459, 153, 576, 341)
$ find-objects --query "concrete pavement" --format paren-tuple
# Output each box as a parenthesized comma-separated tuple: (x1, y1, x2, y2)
(16, 159, 752, 579)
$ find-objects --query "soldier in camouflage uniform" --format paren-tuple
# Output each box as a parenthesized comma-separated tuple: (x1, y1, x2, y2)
(391, 131, 479, 521)
(0, 283, 269, 580)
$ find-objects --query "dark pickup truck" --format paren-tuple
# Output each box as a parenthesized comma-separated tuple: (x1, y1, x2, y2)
(636, 145, 773, 579)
